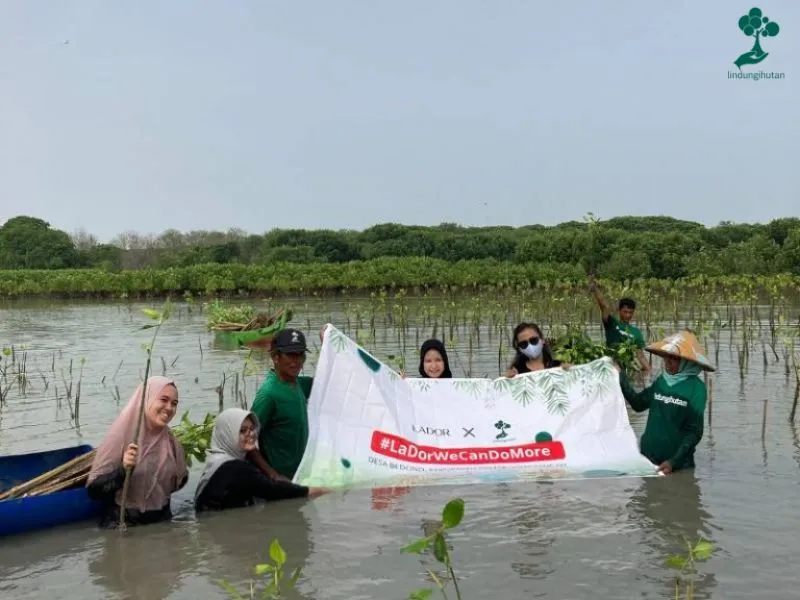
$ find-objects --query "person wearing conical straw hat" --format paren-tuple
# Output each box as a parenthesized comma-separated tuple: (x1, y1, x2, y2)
(616, 329, 714, 475)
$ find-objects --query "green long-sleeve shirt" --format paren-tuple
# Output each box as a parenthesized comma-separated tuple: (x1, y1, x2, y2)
(619, 372, 707, 471)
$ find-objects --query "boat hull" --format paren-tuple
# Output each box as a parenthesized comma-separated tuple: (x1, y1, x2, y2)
(213, 327, 283, 349)
(0, 444, 103, 537)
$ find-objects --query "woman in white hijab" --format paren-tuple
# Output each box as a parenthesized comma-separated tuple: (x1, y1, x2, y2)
(195, 408, 328, 513)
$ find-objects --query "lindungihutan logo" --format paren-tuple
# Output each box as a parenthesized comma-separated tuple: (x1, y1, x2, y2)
(729, 7, 785, 81)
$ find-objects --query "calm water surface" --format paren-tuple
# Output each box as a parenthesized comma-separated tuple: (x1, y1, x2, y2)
(0, 298, 798, 599)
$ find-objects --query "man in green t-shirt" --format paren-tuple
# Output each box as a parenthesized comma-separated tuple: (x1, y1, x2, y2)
(248, 327, 318, 481)
(588, 276, 650, 373)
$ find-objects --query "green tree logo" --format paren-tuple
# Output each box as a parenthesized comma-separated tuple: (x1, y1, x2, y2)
(734, 7, 780, 71)
(494, 420, 511, 440)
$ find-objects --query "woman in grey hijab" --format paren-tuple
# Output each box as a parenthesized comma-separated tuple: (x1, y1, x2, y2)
(195, 408, 328, 513)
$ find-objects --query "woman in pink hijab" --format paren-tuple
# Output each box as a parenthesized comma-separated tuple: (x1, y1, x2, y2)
(87, 376, 188, 528)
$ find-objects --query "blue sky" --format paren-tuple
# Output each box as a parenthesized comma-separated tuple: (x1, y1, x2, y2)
(1, 1, 797, 242)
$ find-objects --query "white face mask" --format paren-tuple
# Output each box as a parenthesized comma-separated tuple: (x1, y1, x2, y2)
(519, 341, 543, 360)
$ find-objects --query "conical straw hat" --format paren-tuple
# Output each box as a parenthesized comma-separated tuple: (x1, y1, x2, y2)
(645, 329, 715, 372)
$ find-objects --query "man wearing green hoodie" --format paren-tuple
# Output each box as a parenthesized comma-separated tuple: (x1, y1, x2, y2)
(616, 329, 713, 474)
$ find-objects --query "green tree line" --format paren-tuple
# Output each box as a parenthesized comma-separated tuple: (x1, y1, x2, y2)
(2, 214, 800, 280)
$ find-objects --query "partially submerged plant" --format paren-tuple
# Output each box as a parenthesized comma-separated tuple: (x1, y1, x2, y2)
(665, 537, 716, 600)
(217, 538, 301, 600)
(401, 498, 465, 600)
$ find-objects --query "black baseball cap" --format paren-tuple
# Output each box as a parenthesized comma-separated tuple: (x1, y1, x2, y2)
(272, 328, 308, 354)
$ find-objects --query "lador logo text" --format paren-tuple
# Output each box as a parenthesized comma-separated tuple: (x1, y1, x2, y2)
(734, 7, 780, 70)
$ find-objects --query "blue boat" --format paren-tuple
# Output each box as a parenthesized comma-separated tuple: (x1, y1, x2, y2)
(0, 444, 104, 537)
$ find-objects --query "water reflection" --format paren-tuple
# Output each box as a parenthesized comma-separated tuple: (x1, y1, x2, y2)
(629, 473, 718, 599)
(0, 525, 101, 595)
(192, 499, 314, 598)
(508, 483, 558, 580)
(369, 485, 412, 514)
(89, 523, 195, 600)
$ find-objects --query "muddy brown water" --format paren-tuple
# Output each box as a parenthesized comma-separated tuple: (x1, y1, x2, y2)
(0, 299, 798, 599)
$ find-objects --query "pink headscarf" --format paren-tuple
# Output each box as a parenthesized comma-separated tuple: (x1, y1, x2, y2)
(87, 376, 188, 511)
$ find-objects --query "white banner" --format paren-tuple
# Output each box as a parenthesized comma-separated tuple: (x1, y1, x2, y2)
(293, 326, 659, 488)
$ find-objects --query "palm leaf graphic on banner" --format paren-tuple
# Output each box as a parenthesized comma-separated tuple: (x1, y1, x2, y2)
(491, 377, 514, 394)
(510, 376, 537, 407)
(329, 330, 350, 353)
(454, 379, 486, 398)
(583, 359, 616, 400)
(538, 370, 570, 416)
(409, 379, 431, 393)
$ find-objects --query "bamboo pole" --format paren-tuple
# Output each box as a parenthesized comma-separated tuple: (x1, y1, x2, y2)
(0, 450, 96, 502)
(118, 371, 151, 531)
(26, 471, 90, 497)
(761, 398, 769, 440)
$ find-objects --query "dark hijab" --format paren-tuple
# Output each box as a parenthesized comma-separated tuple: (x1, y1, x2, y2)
(418, 339, 453, 379)
(510, 322, 560, 374)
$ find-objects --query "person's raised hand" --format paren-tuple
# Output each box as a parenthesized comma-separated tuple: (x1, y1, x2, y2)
(504, 367, 518, 378)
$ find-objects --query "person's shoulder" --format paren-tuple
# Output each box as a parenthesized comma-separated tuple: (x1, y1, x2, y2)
(255, 371, 280, 394)
(687, 375, 708, 397)
(222, 458, 258, 474)
(252, 373, 279, 412)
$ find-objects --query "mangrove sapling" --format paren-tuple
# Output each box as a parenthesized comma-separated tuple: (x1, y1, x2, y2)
(401, 498, 465, 600)
(171, 411, 215, 467)
(118, 302, 172, 532)
(217, 538, 302, 600)
(665, 538, 716, 600)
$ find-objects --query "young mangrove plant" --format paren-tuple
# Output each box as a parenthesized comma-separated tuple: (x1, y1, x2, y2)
(217, 538, 302, 600)
(401, 498, 465, 600)
(172, 411, 215, 467)
(215, 499, 467, 600)
(665, 537, 716, 600)
(550, 326, 640, 376)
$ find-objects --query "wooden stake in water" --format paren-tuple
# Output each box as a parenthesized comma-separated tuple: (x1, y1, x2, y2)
(761, 398, 769, 441)
(705, 374, 713, 427)
(790, 379, 800, 423)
